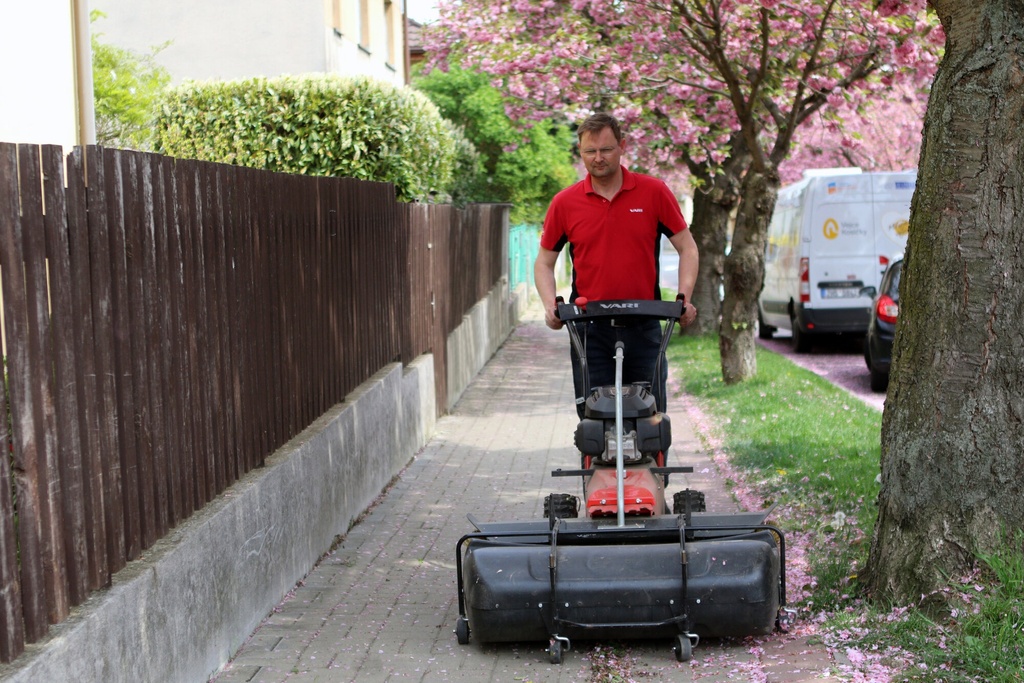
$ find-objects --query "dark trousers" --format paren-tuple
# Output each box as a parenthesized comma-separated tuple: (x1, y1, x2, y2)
(569, 319, 667, 419)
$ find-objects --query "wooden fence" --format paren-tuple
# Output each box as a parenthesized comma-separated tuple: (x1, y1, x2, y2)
(0, 143, 509, 662)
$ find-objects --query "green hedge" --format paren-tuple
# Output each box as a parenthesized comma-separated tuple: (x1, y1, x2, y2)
(154, 74, 459, 202)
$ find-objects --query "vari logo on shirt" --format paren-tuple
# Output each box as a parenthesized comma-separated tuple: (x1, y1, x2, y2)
(630, 208, 644, 213)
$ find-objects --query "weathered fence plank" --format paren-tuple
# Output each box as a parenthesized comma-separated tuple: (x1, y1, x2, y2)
(20, 145, 70, 626)
(176, 159, 201, 515)
(161, 154, 187, 527)
(40, 144, 89, 608)
(121, 151, 155, 553)
(191, 160, 215, 508)
(234, 166, 259, 473)
(0, 143, 27, 661)
(65, 149, 107, 592)
(143, 153, 170, 540)
(197, 160, 218, 505)
(117, 151, 143, 559)
(2, 145, 51, 641)
(214, 163, 238, 488)
(87, 149, 127, 576)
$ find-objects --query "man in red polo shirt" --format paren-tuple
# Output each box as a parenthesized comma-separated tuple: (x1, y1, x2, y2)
(535, 113, 699, 417)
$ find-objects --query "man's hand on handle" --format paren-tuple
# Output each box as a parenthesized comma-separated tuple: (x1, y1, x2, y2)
(679, 303, 697, 328)
(534, 247, 564, 329)
(675, 293, 697, 328)
(545, 301, 564, 330)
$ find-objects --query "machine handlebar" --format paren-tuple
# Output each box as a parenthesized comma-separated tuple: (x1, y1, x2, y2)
(553, 296, 685, 417)
(555, 297, 685, 323)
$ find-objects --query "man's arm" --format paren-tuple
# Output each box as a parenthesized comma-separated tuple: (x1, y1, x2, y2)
(534, 247, 564, 330)
(669, 228, 699, 327)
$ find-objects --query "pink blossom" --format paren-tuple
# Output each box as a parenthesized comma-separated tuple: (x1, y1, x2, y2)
(426, 0, 941, 183)
(893, 40, 920, 66)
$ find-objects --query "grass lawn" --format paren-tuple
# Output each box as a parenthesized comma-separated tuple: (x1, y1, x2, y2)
(667, 333, 1024, 683)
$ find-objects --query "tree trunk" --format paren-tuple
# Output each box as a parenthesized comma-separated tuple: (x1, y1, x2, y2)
(681, 138, 749, 336)
(684, 181, 733, 336)
(718, 167, 779, 384)
(865, 1, 1024, 606)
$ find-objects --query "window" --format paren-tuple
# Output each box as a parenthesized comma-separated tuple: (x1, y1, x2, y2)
(357, 0, 369, 48)
(330, 0, 342, 35)
(385, 0, 396, 66)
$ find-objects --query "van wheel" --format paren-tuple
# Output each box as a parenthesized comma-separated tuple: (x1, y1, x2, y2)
(869, 367, 889, 392)
(758, 312, 775, 340)
(791, 318, 813, 353)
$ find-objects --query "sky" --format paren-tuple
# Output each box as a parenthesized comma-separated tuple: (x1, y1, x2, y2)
(406, 0, 440, 23)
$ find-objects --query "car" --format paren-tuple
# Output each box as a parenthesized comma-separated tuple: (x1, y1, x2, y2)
(862, 257, 902, 392)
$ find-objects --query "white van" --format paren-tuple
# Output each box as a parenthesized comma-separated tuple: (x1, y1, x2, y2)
(758, 168, 914, 351)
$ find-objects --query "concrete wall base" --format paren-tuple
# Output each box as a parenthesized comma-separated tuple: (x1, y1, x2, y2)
(446, 277, 523, 411)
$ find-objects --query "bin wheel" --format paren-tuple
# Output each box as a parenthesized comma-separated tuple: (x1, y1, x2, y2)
(673, 489, 707, 515)
(548, 638, 564, 664)
(455, 616, 470, 645)
(544, 493, 579, 519)
(674, 634, 692, 662)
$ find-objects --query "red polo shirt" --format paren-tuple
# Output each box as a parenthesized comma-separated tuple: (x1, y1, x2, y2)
(541, 166, 688, 301)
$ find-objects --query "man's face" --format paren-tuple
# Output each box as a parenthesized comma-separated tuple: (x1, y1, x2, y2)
(579, 127, 624, 180)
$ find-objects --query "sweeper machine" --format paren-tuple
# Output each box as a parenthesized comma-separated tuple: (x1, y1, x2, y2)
(454, 298, 788, 663)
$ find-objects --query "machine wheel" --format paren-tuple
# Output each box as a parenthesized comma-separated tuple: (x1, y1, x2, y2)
(776, 607, 796, 633)
(673, 489, 707, 514)
(674, 634, 692, 662)
(544, 494, 579, 519)
(549, 638, 564, 664)
(455, 616, 470, 645)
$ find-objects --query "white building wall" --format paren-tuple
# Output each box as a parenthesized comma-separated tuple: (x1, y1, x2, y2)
(0, 1, 80, 147)
(92, 0, 326, 84)
(92, 0, 406, 86)
(325, 32, 400, 84)
(325, 0, 404, 83)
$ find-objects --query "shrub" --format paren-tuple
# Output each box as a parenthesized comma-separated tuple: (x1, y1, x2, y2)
(155, 74, 459, 202)
(91, 10, 171, 150)
(413, 65, 577, 223)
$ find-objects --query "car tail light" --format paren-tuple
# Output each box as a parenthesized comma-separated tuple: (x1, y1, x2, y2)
(799, 257, 810, 303)
(876, 294, 899, 324)
(879, 255, 890, 268)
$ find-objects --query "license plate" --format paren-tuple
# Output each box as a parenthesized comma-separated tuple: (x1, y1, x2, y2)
(821, 287, 862, 299)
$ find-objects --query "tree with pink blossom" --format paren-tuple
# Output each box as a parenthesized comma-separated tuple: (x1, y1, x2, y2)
(427, 0, 942, 382)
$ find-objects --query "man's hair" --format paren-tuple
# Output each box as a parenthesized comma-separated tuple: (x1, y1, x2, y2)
(576, 113, 622, 144)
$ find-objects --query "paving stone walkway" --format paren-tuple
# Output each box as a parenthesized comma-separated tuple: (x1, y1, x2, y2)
(212, 304, 842, 683)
